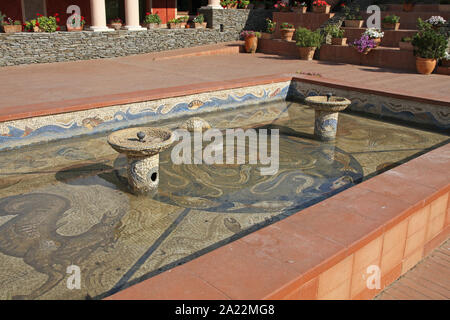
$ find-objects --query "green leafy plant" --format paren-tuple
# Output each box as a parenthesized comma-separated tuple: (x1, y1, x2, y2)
(411, 29, 447, 59)
(383, 14, 400, 24)
(193, 14, 204, 24)
(1, 17, 22, 26)
(280, 22, 294, 30)
(238, 0, 250, 8)
(240, 30, 261, 38)
(24, 14, 59, 32)
(144, 13, 161, 24)
(168, 18, 180, 24)
(178, 16, 189, 23)
(111, 18, 123, 24)
(265, 18, 276, 34)
(324, 24, 345, 38)
(295, 27, 323, 48)
(344, 5, 362, 20)
(0, 11, 6, 23)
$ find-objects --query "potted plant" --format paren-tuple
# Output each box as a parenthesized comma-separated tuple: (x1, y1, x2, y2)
(292, 2, 308, 14)
(24, 13, 59, 32)
(343, 5, 364, 28)
(425, 16, 447, 30)
(274, 1, 290, 12)
(1, 17, 22, 33)
(178, 16, 189, 28)
(238, 0, 250, 8)
(382, 14, 400, 30)
(351, 34, 377, 54)
(168, 18, 181, 29)
(399, 36, 414, 51)
(403, 0, 415, 12)
(325, 24, 347, 45)
(261, 18, 276, 39)
(363, 28, 384, 47)
(295, 27, 323, 60)
(280, 22, 295, 41)
(221, 0, 238, 9)
(67, 14, 85, 31)
(110, 18, 123, 30)
(411, 28, 447, 74)
(193, 14, 207, 28)
(442, 52, 450, 67)
(241, 30, 261, 53)
(312, 0, 331, 14)
(143, 12, 161, 29)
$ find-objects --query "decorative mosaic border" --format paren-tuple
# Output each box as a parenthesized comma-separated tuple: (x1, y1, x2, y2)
(0, 82, 290, 151)
(288, 80, 450, 131)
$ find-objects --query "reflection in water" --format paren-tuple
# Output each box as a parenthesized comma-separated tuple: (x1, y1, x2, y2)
(0, 101, 448, 299)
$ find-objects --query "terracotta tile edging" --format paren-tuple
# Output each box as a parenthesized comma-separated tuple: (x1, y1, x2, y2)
(2, 72, 449, 123)
(106, 143, 449, 300)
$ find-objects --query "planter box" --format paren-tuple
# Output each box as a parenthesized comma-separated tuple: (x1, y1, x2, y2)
(345, 20, 363, 28)
(382, 22, 400, 30)
(312, 5, 330, 14)
(193, 22, 207, 29)
(399, 41, 413, 51)
(168, 23, 182, 29)
(146, 23, 160, 29)
(110, 23, 122, 30)
(292, 7, 307, 14)
(67, 25, 84, 32)
(331, 37, 347, 45)
(2, 25, 22, 33)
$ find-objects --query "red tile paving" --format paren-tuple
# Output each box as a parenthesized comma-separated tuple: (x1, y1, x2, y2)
(0, 43, 449, 122)
(376, 238, 450, 300)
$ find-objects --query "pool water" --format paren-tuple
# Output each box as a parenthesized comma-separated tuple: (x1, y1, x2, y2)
(0, 101, 448, 299)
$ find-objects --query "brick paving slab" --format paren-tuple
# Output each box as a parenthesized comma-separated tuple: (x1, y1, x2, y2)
(0, 44, 449, 122)
(376, 238, 450, 300)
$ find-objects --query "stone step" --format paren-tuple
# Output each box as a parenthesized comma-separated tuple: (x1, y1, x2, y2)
(342, 27, 417, 48)
(385, 4, 450, 13)
(272, 12, 334, 37)
(319, 44, 416, 71)
(258, 38, 299, 58)
(360, 11, 450, 29)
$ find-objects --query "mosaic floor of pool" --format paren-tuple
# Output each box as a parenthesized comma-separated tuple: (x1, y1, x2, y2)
(0, 101, 448, 299)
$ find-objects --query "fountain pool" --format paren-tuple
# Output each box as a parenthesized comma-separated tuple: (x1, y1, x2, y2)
(0, 100, 448, 300)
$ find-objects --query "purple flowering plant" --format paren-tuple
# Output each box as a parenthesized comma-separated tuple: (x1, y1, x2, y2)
(352, 35, 376, 53)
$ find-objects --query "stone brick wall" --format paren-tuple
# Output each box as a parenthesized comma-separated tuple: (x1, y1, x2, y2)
(0, 9, 273, 67)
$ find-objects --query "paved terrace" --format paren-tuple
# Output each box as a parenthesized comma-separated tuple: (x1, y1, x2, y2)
(0, 42, 449, 122)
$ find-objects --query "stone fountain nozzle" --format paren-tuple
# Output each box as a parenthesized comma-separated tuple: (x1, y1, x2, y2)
(137, 131, 146, 142)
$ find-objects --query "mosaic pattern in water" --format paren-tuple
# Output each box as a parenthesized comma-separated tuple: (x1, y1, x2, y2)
(0, 101, 448, 299)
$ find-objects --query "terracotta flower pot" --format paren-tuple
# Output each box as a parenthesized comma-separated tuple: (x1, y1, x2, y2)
(298, 47, 316, 60)
(292, 7, 307, 14)
(110, 23, 122, 30)
(399, 41, 413, 51)
(146, 23, 159, 29)
(403, 3, 414, 12)
(2, 25, 22, 33)
(331, 37, 347, 45)
(33, 26, 42, 32)
(280, 28, 295, 41)
(442, 59, 450, 67)
(312, 5, 330, 14)
(244, 35, 258, 53)
(382, 22, 400, 30)
(261, 32, 272, 40)
(344, 20, 364, 28)
(372, 37, 382, 47)
(67, 25, 84, 32)
(193, 22, 207, 29)
(168, 23, 181, 29)
(415, 57, 436, 75)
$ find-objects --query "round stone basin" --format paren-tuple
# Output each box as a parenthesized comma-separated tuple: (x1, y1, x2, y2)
(107, 127, 175, 195)
(304, 96, 351, 112)
(304, 95, 352, 141)
(107, 127, 175, 158)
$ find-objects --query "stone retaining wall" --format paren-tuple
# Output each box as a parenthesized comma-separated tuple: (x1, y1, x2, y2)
(0, 9, 273, 67)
